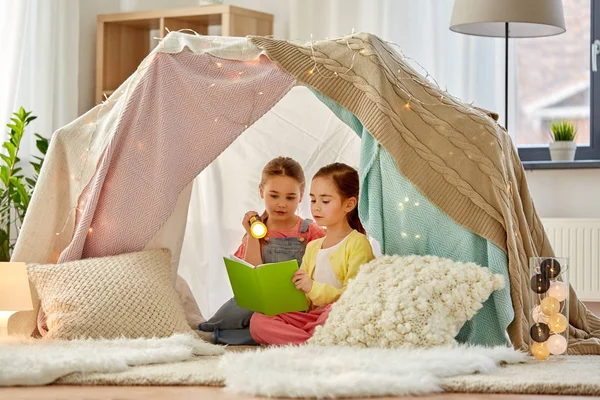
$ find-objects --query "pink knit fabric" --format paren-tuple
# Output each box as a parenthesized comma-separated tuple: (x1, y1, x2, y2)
(250, 306, 332, 346)
(60, 51, 294, 262)
(35, 51, 295, 335)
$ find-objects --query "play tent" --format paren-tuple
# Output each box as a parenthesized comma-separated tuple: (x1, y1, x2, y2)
(9, 31, 600, 353)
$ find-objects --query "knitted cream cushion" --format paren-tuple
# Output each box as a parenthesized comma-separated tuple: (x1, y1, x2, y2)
(27, 249, 192, 340)
(309, 255, 504, 348)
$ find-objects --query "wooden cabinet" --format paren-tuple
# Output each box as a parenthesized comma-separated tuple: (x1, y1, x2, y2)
(96, 5, 273, 103)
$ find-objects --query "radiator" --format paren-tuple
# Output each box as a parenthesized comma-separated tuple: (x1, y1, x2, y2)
(541, 218, 600, 302)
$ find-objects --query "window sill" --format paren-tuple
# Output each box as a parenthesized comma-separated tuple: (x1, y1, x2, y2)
(522, 160, 600, 170)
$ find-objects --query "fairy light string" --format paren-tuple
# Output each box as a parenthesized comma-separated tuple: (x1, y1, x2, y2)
(51, 29, 517, 262)
(52, 29, 268, 261)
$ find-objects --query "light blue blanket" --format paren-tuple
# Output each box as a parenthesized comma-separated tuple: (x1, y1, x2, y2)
(311, 89, 513, 346)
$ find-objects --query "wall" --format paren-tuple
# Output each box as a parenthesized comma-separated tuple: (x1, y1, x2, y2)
(525, 169, 600, 218)
(586, 301, 600, 316)
(78, 0, 121, 115)
(78, 0, 290, 115)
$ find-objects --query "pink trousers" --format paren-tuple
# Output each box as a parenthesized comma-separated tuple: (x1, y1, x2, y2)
(249, 305, 332, 346)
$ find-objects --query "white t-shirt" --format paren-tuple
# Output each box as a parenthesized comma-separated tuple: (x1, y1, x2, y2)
(312, 234, 351, 289)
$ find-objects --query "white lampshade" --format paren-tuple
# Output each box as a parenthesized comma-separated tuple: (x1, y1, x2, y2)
(0, 262, 33, 312)
(450, 0, 566, 38)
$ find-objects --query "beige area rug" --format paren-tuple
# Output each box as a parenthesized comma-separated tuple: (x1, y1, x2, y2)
(57, 346, 254, 386)
(56, 351, 600, 398)
(57, 356, 225, 386)
(443, 355, 600, 396)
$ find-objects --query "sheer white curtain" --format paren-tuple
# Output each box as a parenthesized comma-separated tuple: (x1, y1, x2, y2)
(0, 0, 79, 170)
(289, 0, 509, 126)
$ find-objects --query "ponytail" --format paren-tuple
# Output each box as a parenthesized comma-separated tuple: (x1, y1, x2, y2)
(347, 206, 365, 234)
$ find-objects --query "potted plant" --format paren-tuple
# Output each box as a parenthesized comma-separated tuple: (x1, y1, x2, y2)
(549, 120, 577, 161)
(0, 107, 49, 261)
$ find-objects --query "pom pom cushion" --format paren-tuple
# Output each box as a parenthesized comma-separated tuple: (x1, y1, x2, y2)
(309, 255, 505, 348)
(27, 249, 192, 340)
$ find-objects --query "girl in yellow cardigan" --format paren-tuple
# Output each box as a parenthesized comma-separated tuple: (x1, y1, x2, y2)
(250, 163, 375, 345)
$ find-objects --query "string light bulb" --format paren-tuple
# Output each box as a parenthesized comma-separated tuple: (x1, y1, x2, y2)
(531, 341, 550, 361)
(531, 305, 549, 324)
(548, 313, 568, 333)
(541, 296, 560, 316)
(548, 281, 568, 302)
(540, 258, 561, 279)
(546, 334, 568, 355)
(530, 273, 550, 294)
(530, 323, 550, 343)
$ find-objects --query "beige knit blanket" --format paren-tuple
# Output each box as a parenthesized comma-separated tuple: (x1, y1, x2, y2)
(248, 33, 600, 354)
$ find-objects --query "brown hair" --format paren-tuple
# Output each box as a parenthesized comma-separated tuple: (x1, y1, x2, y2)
(259, 157, 306, 221)
(261, 157, 305, 190)
(313, 163, 365, 234)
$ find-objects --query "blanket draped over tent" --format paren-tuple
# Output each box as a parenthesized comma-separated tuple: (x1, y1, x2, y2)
(9, 32, 600, 353)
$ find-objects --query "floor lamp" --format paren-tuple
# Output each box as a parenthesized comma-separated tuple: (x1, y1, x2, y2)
(449, 0, 566, 130)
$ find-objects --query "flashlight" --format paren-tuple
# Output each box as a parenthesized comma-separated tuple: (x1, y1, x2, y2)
(249, 215, 267, 239)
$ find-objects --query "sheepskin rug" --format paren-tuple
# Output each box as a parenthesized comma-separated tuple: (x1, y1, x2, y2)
(309, 255, 505, 348)
(220, 344, 525, 398)
(0, 333, 223, 386)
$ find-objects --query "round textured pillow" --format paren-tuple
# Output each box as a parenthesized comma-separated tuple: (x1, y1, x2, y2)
(309, 255, 504, 348)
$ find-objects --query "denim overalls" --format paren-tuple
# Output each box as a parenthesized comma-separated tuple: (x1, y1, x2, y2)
(199, 219, 313, 345)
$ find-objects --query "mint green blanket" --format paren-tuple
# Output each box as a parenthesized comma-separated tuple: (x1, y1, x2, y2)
(312, 89, 513, 346)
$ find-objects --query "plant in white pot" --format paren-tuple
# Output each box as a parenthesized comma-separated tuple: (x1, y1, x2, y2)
(549, 121, 577, 161)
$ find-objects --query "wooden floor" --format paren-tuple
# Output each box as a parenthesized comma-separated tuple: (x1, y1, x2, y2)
(1, 387, 598, 400)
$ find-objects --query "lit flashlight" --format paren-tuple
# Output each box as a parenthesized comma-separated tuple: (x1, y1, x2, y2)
(249, 215, 267, 239)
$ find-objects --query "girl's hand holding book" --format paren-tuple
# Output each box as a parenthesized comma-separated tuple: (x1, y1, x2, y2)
(293, 269, 313, 293)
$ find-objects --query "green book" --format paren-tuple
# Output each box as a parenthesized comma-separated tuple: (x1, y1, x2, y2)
(223, 255, 309, 316)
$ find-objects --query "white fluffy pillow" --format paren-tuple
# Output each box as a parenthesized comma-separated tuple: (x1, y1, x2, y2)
(309, 255, 504, 348)
(28, 249, 192, 340)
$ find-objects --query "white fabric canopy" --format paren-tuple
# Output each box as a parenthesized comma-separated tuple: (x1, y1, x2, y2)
(177, 86, 362, 317)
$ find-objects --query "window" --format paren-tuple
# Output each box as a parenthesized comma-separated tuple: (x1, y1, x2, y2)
(517, 0, 600, 161)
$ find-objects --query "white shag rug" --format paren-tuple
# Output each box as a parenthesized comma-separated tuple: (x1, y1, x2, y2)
(0, 333, 223, 386)
(52, 349, 600, 397)
(220, 344, 526, 398)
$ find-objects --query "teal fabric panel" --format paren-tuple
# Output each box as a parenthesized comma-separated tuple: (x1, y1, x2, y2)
(311, 88, 514, 346)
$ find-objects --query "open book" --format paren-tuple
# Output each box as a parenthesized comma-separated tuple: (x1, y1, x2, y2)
(223, 255, 309, 316)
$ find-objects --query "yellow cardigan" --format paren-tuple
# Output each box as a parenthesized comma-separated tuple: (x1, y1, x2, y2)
(300, 230, 375, 308)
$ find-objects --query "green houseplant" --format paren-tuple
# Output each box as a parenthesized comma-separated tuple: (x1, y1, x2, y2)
(0, 107, 49, 261)
(549, 120, 577, 161)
